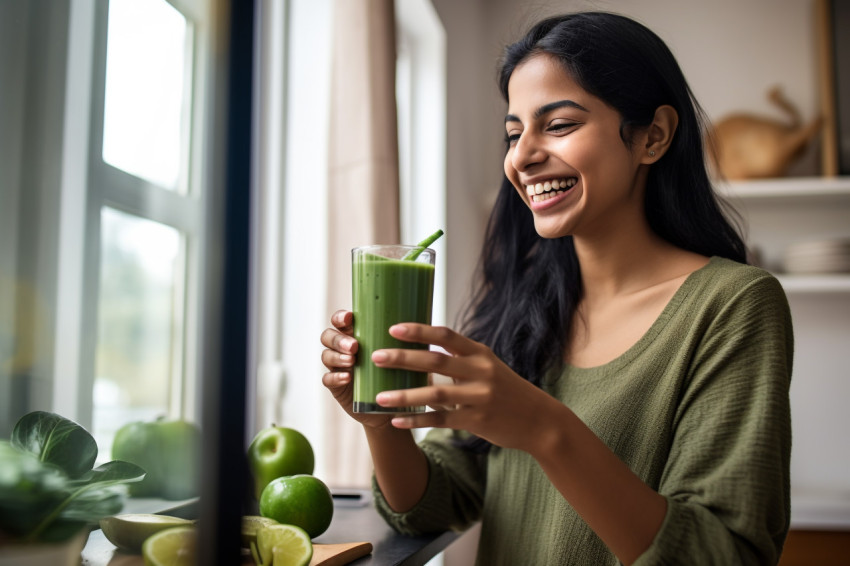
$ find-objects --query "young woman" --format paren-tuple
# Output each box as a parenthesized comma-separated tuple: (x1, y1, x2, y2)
(320, 12, 792, 565)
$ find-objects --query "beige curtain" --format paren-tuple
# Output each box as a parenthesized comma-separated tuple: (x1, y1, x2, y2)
(325, 0, 400, 488)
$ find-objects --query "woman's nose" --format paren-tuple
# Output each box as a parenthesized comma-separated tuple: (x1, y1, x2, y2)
(510, 132, 546, 171)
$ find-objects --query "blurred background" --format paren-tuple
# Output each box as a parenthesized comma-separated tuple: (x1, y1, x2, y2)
(1, 0, 848, 564)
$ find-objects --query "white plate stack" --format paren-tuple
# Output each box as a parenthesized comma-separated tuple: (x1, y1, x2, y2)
(783, 238, 850, 274)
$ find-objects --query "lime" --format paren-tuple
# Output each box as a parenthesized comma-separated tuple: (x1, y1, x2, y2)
(99, 514, 195, 553)
(142, 526, 197, 566)
(259, 475, 334, 538)
(257, 524, 313, 566)
(241, 515, 278, 548)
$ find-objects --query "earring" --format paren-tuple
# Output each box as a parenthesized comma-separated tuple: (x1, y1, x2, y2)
(649, 150, 656, 157)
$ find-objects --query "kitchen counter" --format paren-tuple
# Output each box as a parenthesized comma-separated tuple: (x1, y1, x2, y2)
(313, 490, 459, 565)
(81, 489, 460, 566)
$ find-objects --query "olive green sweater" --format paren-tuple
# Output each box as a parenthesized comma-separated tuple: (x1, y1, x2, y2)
(373, 257, 794, 565)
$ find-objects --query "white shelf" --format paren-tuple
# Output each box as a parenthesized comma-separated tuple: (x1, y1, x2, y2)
(717, 177, 850, 295)
(777, 274, 850, 294)
(717, 176, 850, 204)
(791, 487, 850, 530)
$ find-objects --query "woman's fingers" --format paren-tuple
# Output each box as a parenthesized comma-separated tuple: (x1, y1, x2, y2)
(322, 371, 352, 390)
(320, 327, 358, 354)
(388, 323, 483, 357)
(320, 347, 355, 372)
(376, 382, 486, 410)
(320, 318, 357, 373)
(331, 309, 354, 332)
(388, 409, 455, 430)
(371, 345, 489, 381)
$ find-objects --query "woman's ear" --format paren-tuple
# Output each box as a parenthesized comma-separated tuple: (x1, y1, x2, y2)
(642, 105, 678, 163)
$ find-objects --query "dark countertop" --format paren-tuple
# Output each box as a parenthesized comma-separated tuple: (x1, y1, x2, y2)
(80, 489, 459, 566)
(314, 489, 459, 566)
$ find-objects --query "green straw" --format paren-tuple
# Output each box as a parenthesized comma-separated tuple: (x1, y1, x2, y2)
(402, 229, 444, 261)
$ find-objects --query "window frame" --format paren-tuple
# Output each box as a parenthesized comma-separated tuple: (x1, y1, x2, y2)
(57, 0, 211, 434)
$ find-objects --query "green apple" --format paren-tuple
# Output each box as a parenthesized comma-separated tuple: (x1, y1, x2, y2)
(259, 475, 333, 539)
(247, 425, 314, 500)
(112, 417, 201, 500)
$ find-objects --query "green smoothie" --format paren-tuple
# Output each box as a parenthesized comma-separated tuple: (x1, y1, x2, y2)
(352, 246, 435, 413)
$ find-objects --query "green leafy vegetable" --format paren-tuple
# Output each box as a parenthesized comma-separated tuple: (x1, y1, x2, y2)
(0, 411, 146, 543)
(11, 411, 98, 479)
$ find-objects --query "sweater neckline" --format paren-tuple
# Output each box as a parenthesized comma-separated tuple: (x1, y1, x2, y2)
(549, 256, 724, 383)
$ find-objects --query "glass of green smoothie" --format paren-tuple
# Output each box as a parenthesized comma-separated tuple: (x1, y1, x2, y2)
(351, 244, 436, 413)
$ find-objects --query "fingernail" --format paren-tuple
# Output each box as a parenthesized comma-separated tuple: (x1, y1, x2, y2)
(336, 373, 351, 384)
(390, 324, 408, 336)
(391, 417, 411, 428)
(372, 350, 388, 363)
(341, 337, 355, 350)
(340, 354, 354, 363)
(375, 392, 391, 405)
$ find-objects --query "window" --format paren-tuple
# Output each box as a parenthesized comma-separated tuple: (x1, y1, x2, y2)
(395, 0, 447, 324)
(1, 0, 254, 551)
(93, 207, 184, 449)
(101, 0, 191, 191)
(83, 0, 208, 456)
(0, 0, 211, 454)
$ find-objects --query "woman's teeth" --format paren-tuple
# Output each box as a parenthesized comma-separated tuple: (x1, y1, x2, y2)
(525, 178, 577, 203)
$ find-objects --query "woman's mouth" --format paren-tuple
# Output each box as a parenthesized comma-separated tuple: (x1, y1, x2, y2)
(525, 177, 577, 203)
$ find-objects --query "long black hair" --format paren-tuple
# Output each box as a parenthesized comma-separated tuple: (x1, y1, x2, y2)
(458, 12, 746, 452)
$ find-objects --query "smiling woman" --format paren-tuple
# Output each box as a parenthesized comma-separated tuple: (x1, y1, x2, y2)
(502, 53, 670, 240)
(320, 11, 793, 566)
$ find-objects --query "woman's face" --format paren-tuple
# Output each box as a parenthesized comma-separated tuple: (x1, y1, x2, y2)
(503, 54, 648, 240)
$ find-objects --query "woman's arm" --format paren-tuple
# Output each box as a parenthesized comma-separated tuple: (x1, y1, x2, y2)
(527, 399, 667, 565)
(364, 423, 429, 513)
(372, 324, 666, 565)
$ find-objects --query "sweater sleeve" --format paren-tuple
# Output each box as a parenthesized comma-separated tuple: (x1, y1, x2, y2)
(634, 274, 793, 565)
(372, 428, 487, 535)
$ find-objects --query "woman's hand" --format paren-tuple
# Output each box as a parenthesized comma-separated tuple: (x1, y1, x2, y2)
(320, 310, 394, 429)
(371, 323, 564, 452)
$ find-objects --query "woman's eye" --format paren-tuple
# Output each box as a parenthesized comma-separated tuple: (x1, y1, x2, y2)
(548, 121, 578, 133)
(504, 132, 521, 145)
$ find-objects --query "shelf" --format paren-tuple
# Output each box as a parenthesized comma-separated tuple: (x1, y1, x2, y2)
(791, 487, 850, 530)
(776, 274, 850, 294)
(716, 176, 850, 205)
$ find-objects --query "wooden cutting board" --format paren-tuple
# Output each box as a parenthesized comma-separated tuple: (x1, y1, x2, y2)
(94, 540, 373, 565)
(236, 541, 373, 565)
(309, 541, 373, 565)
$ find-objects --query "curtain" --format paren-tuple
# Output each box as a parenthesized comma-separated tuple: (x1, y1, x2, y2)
(325, 0, 400, 488)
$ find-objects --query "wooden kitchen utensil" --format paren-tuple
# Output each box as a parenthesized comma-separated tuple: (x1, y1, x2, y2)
(309, 541, 373, 566)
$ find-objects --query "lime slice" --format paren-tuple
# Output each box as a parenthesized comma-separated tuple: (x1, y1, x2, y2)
(256, 524, 313, 566)
(99, 513, 195, 553)
(142, 526, 197, 566)
(241, 515, 278, 548)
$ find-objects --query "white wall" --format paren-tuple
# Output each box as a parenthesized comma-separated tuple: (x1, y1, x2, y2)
(484, 0, 819, 117)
